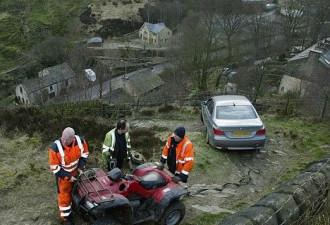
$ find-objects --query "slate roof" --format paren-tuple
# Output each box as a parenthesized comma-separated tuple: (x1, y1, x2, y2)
(142, 22, 166, 34)
(285, 38, 330, 81)
(288, 45, 318, 62)
(22, 63, 76, 94)
(126, 68, 165, 96)
(111, 68, 164, 97)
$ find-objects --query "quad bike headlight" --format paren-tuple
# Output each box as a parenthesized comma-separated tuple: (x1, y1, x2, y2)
(85, 200, 98, 210)
(85, 201, 94, 210)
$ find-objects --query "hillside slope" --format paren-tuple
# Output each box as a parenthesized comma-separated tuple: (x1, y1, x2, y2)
(0, 105, 329, 225)
(0, 0, 147, 72)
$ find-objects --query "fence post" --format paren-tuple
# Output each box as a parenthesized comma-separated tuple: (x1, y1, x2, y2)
(284, 94, 290, 116)
(102, 104, 105, 117)
(136, 98, 140, 110)
(320, 95, 328, 120)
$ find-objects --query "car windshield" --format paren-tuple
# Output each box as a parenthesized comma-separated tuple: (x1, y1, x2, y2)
(216, 105, 257, 120)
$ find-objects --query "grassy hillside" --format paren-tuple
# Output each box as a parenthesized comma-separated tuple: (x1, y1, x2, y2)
(0, 104, 329, 224)
(0, 0, 93, 71)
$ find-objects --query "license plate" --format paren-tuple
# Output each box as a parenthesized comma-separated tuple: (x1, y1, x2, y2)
(233, 131, 249, 136)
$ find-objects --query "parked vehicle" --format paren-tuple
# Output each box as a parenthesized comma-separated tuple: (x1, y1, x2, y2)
(201, 95, 266, 150)
(73, 163, 188, 225)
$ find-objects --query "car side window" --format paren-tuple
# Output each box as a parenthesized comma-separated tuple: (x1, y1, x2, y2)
(207, 99, 214, 115)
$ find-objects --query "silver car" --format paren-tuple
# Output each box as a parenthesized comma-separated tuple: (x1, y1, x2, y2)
(201, 95, 266, 150)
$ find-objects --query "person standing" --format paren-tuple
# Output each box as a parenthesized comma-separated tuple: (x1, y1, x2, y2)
(158, 126, 195, 183)
(49, 127, 89, 225)
(102, 119, 131, 170)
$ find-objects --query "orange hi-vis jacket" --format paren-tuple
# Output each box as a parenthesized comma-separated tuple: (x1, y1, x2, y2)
(161, 134, 195, 176)
(49, 135, 89, 221)
(49, 135, 89, 178)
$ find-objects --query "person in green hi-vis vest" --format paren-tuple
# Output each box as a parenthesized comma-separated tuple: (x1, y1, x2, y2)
(101, 119, 131, 171)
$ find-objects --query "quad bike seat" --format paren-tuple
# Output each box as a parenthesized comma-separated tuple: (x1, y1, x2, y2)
(139, 171, 167, 190)
(107, 167, 124, 181)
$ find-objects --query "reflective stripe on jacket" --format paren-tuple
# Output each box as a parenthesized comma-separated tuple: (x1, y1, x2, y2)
(102, 128, 131, 156)
(161, 134, 195, 175)
(49, 136, 89, 176)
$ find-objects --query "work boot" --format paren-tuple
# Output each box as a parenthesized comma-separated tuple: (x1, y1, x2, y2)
(63, 214, 75, 225)
(63, 220, 75, 225)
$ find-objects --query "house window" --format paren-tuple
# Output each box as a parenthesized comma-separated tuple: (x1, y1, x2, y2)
(19, 87, 23, 94)
(49, 85, 53, 92)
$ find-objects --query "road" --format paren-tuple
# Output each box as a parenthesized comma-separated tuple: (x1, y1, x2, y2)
(66, 62, 175, 102)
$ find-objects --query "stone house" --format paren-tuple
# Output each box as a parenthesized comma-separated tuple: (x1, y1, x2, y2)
(139, 22, 172, 46)
(15, 63, 76, 104)
(279, 38, 330, 97)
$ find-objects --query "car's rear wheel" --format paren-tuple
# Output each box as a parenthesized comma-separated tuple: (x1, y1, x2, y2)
(158, 201, 186, 225)
(92, 216, 121, 225)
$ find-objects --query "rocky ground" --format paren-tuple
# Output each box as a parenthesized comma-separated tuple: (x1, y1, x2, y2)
(0, 109, 328, 225)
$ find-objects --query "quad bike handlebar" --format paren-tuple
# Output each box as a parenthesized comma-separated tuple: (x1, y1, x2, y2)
(154, 162, 188, 189)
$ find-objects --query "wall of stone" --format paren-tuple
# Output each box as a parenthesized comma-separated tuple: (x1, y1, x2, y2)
(218, 155, 330, 225)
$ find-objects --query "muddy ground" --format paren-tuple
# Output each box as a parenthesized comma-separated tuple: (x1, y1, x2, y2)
(0, 110, 325, 225)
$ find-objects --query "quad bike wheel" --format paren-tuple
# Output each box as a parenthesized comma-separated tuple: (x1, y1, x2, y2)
(131, 152, 144, 165)
(158, 201, 186, 225)
(92, 216, 121, 225)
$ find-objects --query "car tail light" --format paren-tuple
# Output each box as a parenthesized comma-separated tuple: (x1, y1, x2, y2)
(256, 128, 266, 135)
(213, 127, 225, 135)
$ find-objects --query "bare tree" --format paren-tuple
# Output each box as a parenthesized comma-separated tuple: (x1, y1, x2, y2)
(217, 0, 246, 62)
(178, 0, 221, 91)
(279, 0, 307, 48)
(308, 0, 330, 42)
(139, 1, 186, 29)
(68, 45, 95, 101)
(30, 36, 70, 68)
(245, 3, 279, 59)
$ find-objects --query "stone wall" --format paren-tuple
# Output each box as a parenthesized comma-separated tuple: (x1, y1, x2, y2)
(218, 155, 330, 225)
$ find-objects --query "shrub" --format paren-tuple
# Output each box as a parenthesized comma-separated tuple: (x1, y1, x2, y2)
(158, 104, 176, 113)
(122, 0, 132, 5)
(139, 109, 154, 116)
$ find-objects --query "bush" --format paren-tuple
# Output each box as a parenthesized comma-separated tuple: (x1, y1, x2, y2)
(139, 109, 154, 116)
(1, 46, 20, 59)
(158, 104, 176, 113)
(130, 128, 163, 160)
(122, 0, 132, 5)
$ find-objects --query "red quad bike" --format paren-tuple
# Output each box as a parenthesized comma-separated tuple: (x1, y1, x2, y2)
(72, 162, 188, 225)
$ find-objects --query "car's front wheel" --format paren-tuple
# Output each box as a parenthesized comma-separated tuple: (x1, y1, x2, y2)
(158, 201, 186, 225)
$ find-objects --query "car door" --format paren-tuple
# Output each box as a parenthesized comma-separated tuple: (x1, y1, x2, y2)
(204, 99, 215, 142)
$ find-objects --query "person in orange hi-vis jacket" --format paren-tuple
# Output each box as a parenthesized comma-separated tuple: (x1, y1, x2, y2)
(49, 127, 89, 225)
(158, 126, 194, 183)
